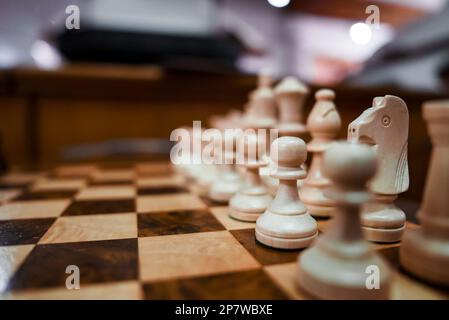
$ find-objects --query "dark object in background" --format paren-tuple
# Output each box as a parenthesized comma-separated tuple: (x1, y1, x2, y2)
(57, 28, 244, 72)
(346, 3, 449, 94)
(0, 136, 9, 174)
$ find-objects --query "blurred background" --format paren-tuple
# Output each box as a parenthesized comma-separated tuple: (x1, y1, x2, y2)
(1, 0, 449, 200)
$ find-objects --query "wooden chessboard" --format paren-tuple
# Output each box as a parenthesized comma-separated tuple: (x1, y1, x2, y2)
(0, 162, 448, 300)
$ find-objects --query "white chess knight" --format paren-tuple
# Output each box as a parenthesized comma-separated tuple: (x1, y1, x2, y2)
(298, 142, 392, 300)
(348, 95, 409, 243)
(229, 133, 272, 222)
(400, 100, 449, 286)
(256, 136, 318, 249)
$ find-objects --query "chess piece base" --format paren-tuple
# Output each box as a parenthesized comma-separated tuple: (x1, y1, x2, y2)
(361, 195, 406, 243)
(209, 190, 233, 203)
(300, 186, 335, 218)
(305, 203, 334, 218)
(298, 246, 391, 299)
(229, 193, 272, 222)
(400, 228, 449, 286)
(362, 224, 405, 243)
(255, 228, 317, 249)
(230, 208, 262, 222)
(209, 177, 242, 203)
(255, 208, 318, 249)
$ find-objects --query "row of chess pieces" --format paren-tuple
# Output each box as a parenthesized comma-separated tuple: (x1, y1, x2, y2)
(173, 73, 449, 299)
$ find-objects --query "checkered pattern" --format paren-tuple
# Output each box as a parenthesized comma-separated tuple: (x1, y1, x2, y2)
(0, 162, 448, 300)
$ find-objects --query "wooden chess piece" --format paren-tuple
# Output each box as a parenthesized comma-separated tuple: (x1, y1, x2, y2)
(209, 131, 242, 203)
(248, 70, 273, 101)
(274, 76, 309, 139)
(245, 87, 277, 131)
(348, 95, 409, 243)
(400, 100, 449, 286)
(245, 86, 278, 196)
(256, 137, 318, 249)
(301, 89, 341, 218)
(189, 127, 220, 196)
(229, 133, 272, 222)
(298, 142, 392, 299)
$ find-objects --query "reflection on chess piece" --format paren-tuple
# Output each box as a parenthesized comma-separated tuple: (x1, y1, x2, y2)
(230, 133, 272, 222)
(209, 131, 242, 203)
(348, 95, 409, 243)
(274, 76, 309, 139)
(256, 137, 318, 249)
(400, 100, 449, 286)
(301, 89, 341, 218)
(298, 142, 392, 299)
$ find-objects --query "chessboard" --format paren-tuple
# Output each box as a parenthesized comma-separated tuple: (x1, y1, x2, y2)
(0, 161, 448, 300)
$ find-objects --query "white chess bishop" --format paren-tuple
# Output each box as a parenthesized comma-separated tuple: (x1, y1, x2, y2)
(274, 76, 309, 139)
(400, 100, 449, 286)
(256, 136, 318, 249)
(300, 89, 341, 218)
(245, 85, 278, 196)
(229, 133, 272, 222)
(272, 76, 310, 194)
(348, 95, 409, 243)
(298, 142, 392, 300)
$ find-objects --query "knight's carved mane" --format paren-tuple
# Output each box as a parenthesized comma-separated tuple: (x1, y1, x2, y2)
(395, 141, 409, 193)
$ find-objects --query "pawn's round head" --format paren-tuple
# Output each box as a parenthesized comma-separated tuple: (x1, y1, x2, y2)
(323, 142, 377, 188)
(270, 136, 307, 168)
(315, 89, 335, 101)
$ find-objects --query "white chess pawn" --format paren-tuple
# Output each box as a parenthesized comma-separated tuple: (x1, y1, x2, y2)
(209, 131, 242, 203)
(248, 70, 273, 101)
(256, 137, 318, 249)
(301, 89, 341, 218)
(298, 142, 392, 300)
(229, 133, 273, 222)
(192, 165, 219, 197)
(400, 100, 449, 286)
(274, 76, 309, 139)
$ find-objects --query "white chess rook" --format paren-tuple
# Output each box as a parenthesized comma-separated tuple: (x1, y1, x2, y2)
(298, 142, 392, 299)
(400, 100, 449, 286)
(256, 137, 318, 249)
(348, 95, 409, 243)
